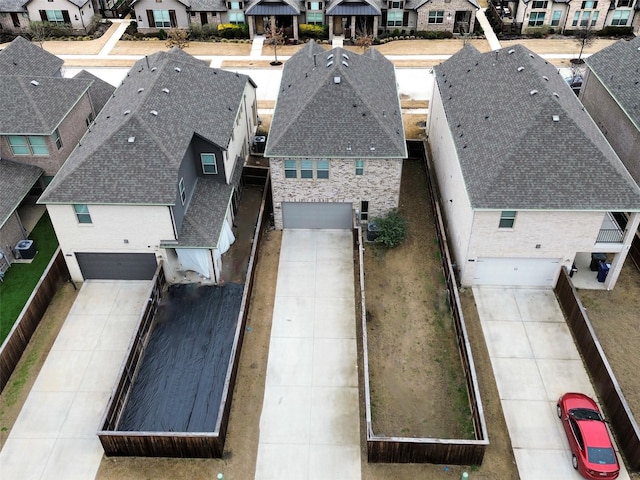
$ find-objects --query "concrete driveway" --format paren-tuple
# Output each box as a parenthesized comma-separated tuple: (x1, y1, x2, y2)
(255, 229, 360, 479)
(473, 287, 630, 480)
(0, 280, 151, 480)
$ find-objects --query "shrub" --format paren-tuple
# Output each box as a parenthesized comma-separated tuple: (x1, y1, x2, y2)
(299, 23, 327, 39)
(125, 20, 138, 35)
(218, 23, 249, 38)
(372, 210, 408, 249)
(392, 28, 401, 36)
(415, 30, 453, 39)
(598, 26, 633, 37)
(157, 28, 167, 40)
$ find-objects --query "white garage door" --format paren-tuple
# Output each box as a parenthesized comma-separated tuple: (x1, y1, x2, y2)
(473, 258, 561, 287)
(282, 202, 352, 229)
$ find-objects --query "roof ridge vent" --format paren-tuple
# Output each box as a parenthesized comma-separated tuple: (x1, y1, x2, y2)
(552, 115, 560, 122)
(342, 61, 349, 67)
(327, 60, 334, 67)
(150, 110, 158, 116)
(342, 53, 349, 59)
(327, 53, 334, 60)
(530, 90, 538, 95)
(162, 88, 170, 93)
(517, 66, 525, 72)
(128, 136, 135, 143)
(508, 49, 515, 54)
(124, 109, 131, 115)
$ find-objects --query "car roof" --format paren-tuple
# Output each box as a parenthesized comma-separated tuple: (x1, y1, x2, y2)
(575, 414, 613, 448)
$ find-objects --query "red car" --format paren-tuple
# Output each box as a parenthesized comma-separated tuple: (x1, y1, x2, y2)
(557, 393, 620, 479)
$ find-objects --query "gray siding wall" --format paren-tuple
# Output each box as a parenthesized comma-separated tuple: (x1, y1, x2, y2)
(174, 145, 199, 233)
(270, 157, 403, 230)
(580, 68, 640, 186)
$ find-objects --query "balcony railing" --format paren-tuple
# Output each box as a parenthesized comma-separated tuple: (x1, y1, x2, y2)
(597, 228, 624, 243)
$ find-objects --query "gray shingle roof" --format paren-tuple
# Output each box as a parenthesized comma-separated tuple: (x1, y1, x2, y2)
(0, 76, 92, 134)
(585, 36, 640, 132)
(0, 0, 27, 11)
(265, 41, 407, 158)
(40, 49, 256, 205)
(409, 0, 479, 10)
(73, 70, 116, 115)
(325, 0, 381, 15)
(0, 159, 43, 227)
(245, 0, 301, 15)
(0, 36, 63, 77)
(187, 0, 226, 10)
(434, 44, 640, 211)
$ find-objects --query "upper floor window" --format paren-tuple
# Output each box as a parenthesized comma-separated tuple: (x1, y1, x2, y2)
(300, 159, 313, 179)
(550, 9, 562, 26)
(572, 10, 598, 26)
(73, 204, 92, 224)
(531, 0, 547, 8)
(228, 1, 243, 8)
(283, 159, 330, 180)
(308, 1, 323, 9)
(316, 159, 329, 179)
(499, 210, 516, 229)
(617, 0, 632, 6)
(428, 10, 444, 24)
(53, 128, 63, 150)
(86, 112, 95, 127)
(307, 11, 323, 24)
(388, 0, 403, 8)
(355, 159, 364, 176)
(284, 159, 297, 178)
(8, 135, 48, 156)
(201, 153, 218, 174)
(528, 11, 545, 25)
(581, 0, 597, 8)
(611, 9, 629, 25)
(179, 177, 186, 205)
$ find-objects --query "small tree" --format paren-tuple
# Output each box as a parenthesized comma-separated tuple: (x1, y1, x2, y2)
(265, 22, 285, 65)
(573, 24, 596, 63)
(29, 21, 50, 48)
(166, 29, 190, 49)
(373, 210, 408, 249)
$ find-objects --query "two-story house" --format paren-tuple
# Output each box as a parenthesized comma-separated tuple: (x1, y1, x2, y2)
(39, 48, 259, 284)
(266, 40, 407, 229)
(427, 44, 640, 289)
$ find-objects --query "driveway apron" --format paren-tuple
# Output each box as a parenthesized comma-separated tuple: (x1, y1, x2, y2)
(473, 287, 630, 480)
(255, 229, 361, 479)
(0, 280, 152, 480)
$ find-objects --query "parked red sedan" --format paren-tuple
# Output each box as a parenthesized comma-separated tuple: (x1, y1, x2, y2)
(557, 393, 620, 479)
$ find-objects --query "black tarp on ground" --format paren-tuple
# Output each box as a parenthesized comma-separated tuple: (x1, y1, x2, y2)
(118, 282, 244, 432)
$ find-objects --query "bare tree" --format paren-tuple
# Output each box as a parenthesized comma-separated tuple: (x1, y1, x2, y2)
(573, 23, 596, 63)
(29, 21, 50, 48)
(166, 29, 190, 49)
(265, 22, 285, 66)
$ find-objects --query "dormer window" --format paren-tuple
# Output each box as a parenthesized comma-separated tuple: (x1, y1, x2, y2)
(201, 153, 218, 174)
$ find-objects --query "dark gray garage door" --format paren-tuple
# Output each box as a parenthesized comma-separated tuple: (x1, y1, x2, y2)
(76, 253, 157, 280)
(282, 202, 352, 229)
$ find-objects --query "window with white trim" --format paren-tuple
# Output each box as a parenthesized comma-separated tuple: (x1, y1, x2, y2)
(499, 210, 516, 229)
(283, 159, 330, 179)
(531, 0, 547, 8)
(387, 10, 402, 26)
(53, 128, 62, 150)
(227, 2, 245, 23)
(307, 11, 323, 24)
(300, 159, 313, 179)
(581, 0, 597, 8)
(179, 177, 186, 205)
(284, 160, 297, 178)
(611, 9, 629, 25)
(201, 153, 217, 174)
(8, 135, 49, 155)
(528, 11, 545, 26)
(551, 9, 562, 26)
(316, 159, 329, 179)
(153, 10, 171, 27)
(428, 10, 444, 23)
(45, 10, 65, 24)
(355, 159, 364, 176)
(73, 204, 92, 224)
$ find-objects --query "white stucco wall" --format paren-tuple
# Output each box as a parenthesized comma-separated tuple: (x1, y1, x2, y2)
(225, 81, 258, 182)
(27, 0, 91, 31)
(132, 0, 189, 30)
(47, 203, 176, 280)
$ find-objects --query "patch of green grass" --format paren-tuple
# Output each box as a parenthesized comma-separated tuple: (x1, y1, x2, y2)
(0, 212, 59, 343)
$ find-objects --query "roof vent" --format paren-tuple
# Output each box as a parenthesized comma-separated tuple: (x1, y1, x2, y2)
(530, 90, 538, 95)
(553, 92, 560, 98)
(334, 76, 341, 84)
(137, 88, 144, 93)
(327, 60, 334, 67)
(529, 53, 534, 58)
(346, 143, 352, 151)
(150, 110, 158, 116)
(174, 67, 181, 72)
(30, 80, 39, 86)
(552, 115, 560, 122)
(543, 76, 549, 81)
(342, 61, 349, 67)
(369, 143, 375, 151)
(508, 49, 515, 54)
(124, 109, 131, 115)
(327, 53, 334, 60)
(162, 88, 170, 93)
(151, 67, 157, 72)
(517, 66, 525, 72)
(342, 53, 349, 60)
(128, 136, 135, 143)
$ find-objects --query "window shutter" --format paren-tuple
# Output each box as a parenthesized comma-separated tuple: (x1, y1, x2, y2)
(169, 9, 177, 27)
(39, 10, 47, 21)
(403, 11, 409, 25)
(62, 10, 71, 23)
(146, 9, 154, 26)
(381, 11, 387, 23)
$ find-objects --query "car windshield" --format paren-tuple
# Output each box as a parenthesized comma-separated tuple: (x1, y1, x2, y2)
(588, 447, 616, 465)
(570, 408, 603, 421)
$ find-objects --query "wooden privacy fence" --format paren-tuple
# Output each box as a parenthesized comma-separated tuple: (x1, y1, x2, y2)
(555, 269, 640, 470)
(358, 146, 488, 464)
(99, 174, 271, 457)
(0, 248, 68, 392)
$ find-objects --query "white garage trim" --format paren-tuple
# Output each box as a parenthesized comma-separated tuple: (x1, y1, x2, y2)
(473, 257, 561, 287)
(282, 202, 353, 229)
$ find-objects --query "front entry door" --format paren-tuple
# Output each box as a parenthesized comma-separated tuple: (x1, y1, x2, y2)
(11, 12, 20, 28)
(256, 16, 265, 34)
(200, 12, 208, 24)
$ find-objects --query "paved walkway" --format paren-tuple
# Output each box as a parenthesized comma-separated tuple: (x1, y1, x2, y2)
(476, 9, 502, 51)
(97, 19, 131, 57)
(0, 281, 152, 480)
(473, 287, 630, 480)
(255, 230, 361, 479)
